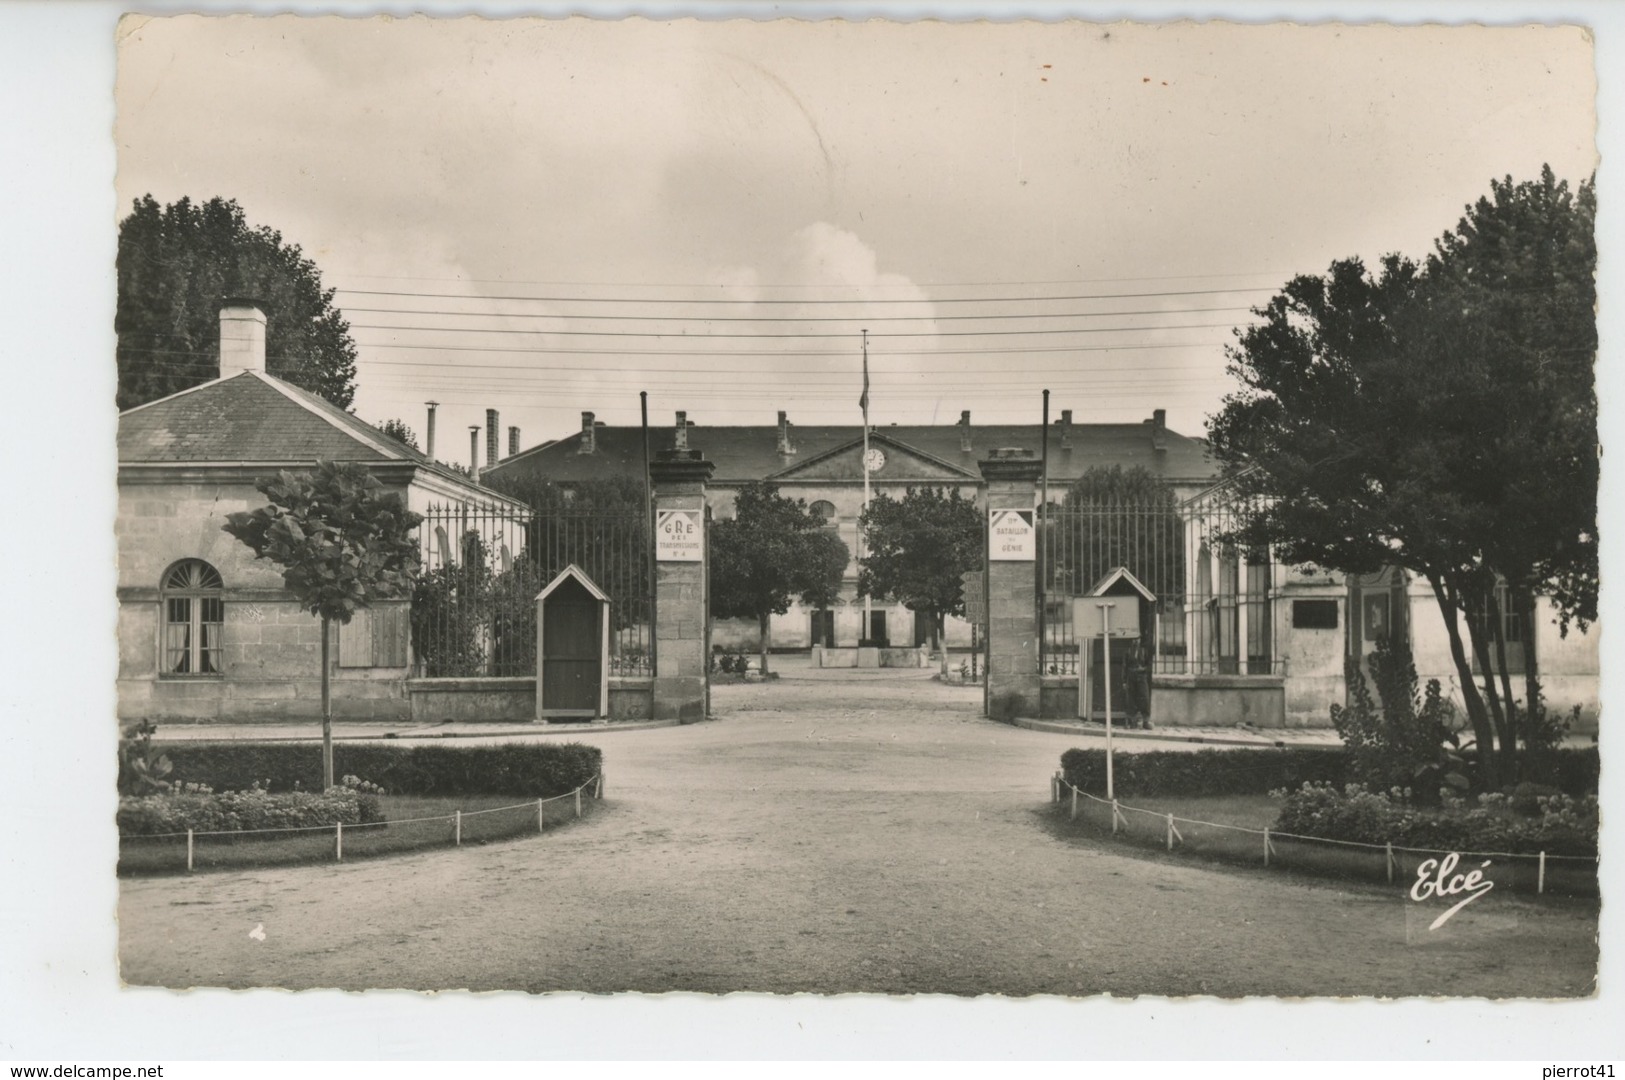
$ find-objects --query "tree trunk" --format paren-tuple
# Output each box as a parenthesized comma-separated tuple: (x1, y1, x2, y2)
(936, 611, 949, 678)
(1489, 590, 1518, 787)
(1429, 575, 1497, 788)
(758, 612, 771, 675)
(320, 615, 334, 790)
(1518, 586, 1542, 739)
(1462, 585, 1512, 772)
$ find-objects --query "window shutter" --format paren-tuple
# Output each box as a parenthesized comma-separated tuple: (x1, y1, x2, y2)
(371, 602, 410, 668)
(338, 609, 373, 668)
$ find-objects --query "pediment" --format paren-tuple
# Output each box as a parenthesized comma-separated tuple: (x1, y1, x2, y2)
(767, 432, 979, 482)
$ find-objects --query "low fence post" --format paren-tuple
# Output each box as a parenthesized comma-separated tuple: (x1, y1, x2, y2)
(336, 822, 343, 862)
(1070, 785, 1078, 821)
(1386, 842, 1395, 884)
(597, 773, 605, 799)
(1538, 851, 1547, 895)
(576, 787, 583, 819)
(454, 810, 462, 846)
(186, 828, 194, 873)
(1263, 827, 1269, 867)
(1166, 813, 1174, 851)
(1111, 799, 1119, 835)
(537, 798, 545, 834)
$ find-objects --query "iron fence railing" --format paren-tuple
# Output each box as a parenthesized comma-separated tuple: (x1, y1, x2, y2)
(1038, 493, 1281, 678)
(412, 503, 652, 678)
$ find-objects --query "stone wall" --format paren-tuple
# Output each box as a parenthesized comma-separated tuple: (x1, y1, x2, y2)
(980, 451, 1041, 717)
(407, 677, 653, 723)
(1152, 674, 1287, 728)
(650, 451, 713, 722)
(116, 479, 413, 723)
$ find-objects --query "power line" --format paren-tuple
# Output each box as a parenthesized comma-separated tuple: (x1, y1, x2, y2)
(337, 303, 1253, 323)
(327, 270, 1292, 289)
(121, 338, 1236, 371)
(333, 285, 1274, 306)
(353, 388, 1230, 409)
(351, 339, 1233, 359)
(348, 321, 1240, 340)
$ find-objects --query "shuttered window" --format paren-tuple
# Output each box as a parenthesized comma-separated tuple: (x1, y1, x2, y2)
(338, 602, 411, 668)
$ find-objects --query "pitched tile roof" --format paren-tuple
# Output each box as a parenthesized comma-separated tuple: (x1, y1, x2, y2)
(117, 370, 513, 500)
(484, 417, 1216, 487)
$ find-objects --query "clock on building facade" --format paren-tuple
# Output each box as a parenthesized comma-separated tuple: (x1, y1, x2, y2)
(863, 447, 886, 473)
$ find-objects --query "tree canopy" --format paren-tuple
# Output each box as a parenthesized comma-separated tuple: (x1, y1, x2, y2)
(710, 482, 849, 673)
(1048, 465, 1184, 599)
(858, 486, 982, 673)
(117, 195, 358, 410)
(223, 460, 422, 786)
(1208, 166, 1596, 787)
(377, 418, 420, 451)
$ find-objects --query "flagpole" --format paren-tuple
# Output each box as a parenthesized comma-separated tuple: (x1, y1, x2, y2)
(861, 328, 872, 640)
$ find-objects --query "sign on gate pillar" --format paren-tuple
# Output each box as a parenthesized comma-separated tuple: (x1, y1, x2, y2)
(989, 509, 1035, 561)
(649, 449, 714, 723)
(656, 510, 702, 561)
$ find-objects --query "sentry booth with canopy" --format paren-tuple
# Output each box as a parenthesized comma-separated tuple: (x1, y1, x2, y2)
(1073, 566, 1156, 724)
(536, 564, 611, 721)
(1073, 566, 1157, 801)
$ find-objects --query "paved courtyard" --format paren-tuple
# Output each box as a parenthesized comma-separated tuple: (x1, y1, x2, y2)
(119, 664, 1599, 997)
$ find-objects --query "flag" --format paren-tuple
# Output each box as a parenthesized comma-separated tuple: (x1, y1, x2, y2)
(859, 344, 870, 419)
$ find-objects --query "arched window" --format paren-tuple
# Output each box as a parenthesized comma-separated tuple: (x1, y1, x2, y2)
(809, 500, 837, 526)
(162, 559, 224, 675)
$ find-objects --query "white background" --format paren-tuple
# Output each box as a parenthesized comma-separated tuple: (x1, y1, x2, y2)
(1, 0, 1620, 1062)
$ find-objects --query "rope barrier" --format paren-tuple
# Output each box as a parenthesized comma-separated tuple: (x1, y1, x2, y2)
(126, 774, 603, 841)
(1062, 781, 1597, 866)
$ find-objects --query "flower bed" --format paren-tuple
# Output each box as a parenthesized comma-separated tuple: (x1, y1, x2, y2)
(1271, 782, 1599, 858)
(118, 783, 384, 836)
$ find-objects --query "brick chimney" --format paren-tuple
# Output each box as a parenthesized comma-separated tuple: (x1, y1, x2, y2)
(424, 401, 439, 460)
(674, 411, 688, 451)
(958, 410, 973, 453)
(777, 411, 795, 455)
(578, 411, 596, 455)
(1058, 409, 1072, 451)
(1148, 408, 1168, 453)
(485, 409, 499, 468)
(508, 426, 520, 458)
(219, 299, 267, 379)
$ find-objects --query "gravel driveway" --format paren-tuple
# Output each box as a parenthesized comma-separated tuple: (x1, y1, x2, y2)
(118, 665, 1599, 997)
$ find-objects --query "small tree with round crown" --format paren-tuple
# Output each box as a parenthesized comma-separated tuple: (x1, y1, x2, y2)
(223, 460, 423, 788)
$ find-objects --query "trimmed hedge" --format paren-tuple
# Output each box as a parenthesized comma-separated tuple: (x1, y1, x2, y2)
(1060, 745, 1599, 799)
(1060, 747, 1346, 798)
(159, 741, 603, 798)
(118, 787, 384, 836)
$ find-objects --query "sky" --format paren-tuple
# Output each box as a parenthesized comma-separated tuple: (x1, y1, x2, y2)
(113, 15, 1597, 464)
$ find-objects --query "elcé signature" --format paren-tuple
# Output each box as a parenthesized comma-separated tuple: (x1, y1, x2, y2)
(1410, 852, 1494, 930)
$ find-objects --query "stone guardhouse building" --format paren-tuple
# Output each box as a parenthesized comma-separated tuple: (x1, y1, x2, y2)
(116, 301, 525, 724)
(482, 407, 1216, 654)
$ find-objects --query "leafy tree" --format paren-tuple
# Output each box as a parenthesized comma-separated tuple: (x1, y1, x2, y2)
(1046, 465, 1184, 598)
(857, 486, 982, 676)
(117, 195, 358, 410)
(223, 461, 423, 788)
(377, 418, 420, 451)
(710, 482, 849, 674)
(1209, 167, 1595, 789)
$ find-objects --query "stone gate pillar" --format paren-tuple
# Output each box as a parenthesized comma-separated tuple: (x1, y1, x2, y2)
(980, 448, 1042, 718)
(650, 448, 714, 722)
